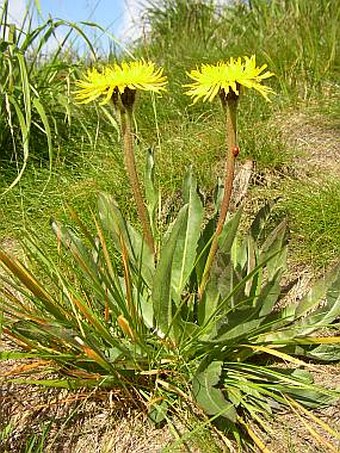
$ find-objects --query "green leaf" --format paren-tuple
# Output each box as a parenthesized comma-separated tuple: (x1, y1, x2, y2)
(244, 235, 260, 298)
(144, 148, 159, 232)
(98, 192, 132, 253)
(212, 318, 263, 344)
(197, 286, 220, 338)
(6, 378, 111, 389)
(283, 263, 340, 324)
(250, 200, 277, 241)
(258, 269, 282, 317)
(50, 220, 100, 281)
(171, 170, 204, 298)
(291, 344, 340, 362)
(283, 386, 339, 408)
(138, 291, 154, 329)
(127, 223, 155, 288)
(304, 344, 340, 362)
(298, 265, 340, 328)
(152, 206, 187, 339)
(260, 219, 287, 279)
(218, 209, 243, 257)
(196, 217, 216, 285)
(213, 177, 224, 213)
(198, 209, 243, 328)
(200, 247, 286, 344)
(98, 193, 154, 286)
(0, 351, 37, 360)
(214, 209, 244, 303)
(193, 361, 236, 421)
(148, 400, 168, 425)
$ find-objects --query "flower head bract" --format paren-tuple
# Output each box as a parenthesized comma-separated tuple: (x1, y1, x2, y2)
(75, 61, 167, 105)
(185, 55, 274, 103)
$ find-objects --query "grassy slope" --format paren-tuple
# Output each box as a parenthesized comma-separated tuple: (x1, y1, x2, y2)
(0, 0, 339, 264)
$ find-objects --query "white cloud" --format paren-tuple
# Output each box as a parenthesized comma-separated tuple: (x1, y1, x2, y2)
(0, 0, 29, 25)
(117, 0, 239, 43)
(118, 0, 146, 42)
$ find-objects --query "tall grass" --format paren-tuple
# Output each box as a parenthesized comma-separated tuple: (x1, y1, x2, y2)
(0, 0, 338, 269)
(141, 0, 339, 101)
(0, 0, 101, 193)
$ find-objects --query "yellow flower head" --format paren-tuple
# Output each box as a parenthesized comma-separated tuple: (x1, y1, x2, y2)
(74, 60, 167, 105)
(185, 55, 274, 103)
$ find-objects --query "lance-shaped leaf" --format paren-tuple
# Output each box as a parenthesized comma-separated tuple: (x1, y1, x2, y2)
(260, 219, 287, 279)
(171, 169, 204, 298)
(51, 220, 100, 281)
(250, 199, 277, 242)
(281, 263, 340, 327)
(98, 193, 134, 254)
(144, 148, 159, 233)
(98, 192, 154, 286)
(198, 209, 243, 328)
(152, 206, 187, 339)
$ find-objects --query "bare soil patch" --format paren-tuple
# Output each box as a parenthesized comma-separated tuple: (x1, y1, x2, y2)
(277, 111, 340, 177)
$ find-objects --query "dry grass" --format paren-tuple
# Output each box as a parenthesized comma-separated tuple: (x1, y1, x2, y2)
(265, 365, 340, 453)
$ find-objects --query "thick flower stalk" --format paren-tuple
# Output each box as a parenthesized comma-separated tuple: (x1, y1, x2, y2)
(185, 55, 274, 297)
(75, 61, 167, 254)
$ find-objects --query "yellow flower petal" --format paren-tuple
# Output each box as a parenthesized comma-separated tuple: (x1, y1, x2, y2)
(184, 55, 275, 103)
(74, 60, 167, 105)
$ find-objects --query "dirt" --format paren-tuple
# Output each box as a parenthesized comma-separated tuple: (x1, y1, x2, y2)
(278, 111, 340, 177)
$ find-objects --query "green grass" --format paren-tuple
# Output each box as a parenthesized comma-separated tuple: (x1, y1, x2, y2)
(1, 0, 339, 269)
(141, 0, 339, 100)
(0, 0, 103, 193)
(282, 177, 340, 268)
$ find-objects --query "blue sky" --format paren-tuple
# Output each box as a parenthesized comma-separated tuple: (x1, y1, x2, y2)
(38, 1, 139, 38)
(2, 0, 143, 47)
(2, 0, 234, 52)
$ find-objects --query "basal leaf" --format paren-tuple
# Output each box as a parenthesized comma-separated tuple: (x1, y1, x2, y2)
(171, 170, 204, 298)
(51, 220, 100, 280)
(299, 267, 340, 328)
(217, 208, 243, 257)
(282, 263, 340, 327)
(144, 148, 159, 231)
(193, 361, 236, 421)
(98, 193, 132, 254)
(250, 200, 277, 241)
(148, 400, 168, 425)
(152, 206, 187, 339)
(211, 318, 262, 344)
(258, 269, 282, 317)
(260, 220, 287, 279)
(293, 344, 340, 362)
(198, 209, 243, 329)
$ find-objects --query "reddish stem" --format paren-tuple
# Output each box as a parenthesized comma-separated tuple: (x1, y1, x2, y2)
(198, 92, 239, 298)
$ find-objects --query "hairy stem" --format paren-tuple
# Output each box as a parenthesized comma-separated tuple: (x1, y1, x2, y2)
(121, 108, 155, 254)
(198, 94, 239, 298)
